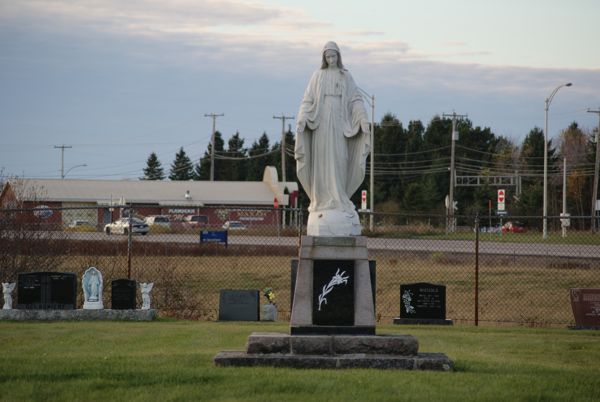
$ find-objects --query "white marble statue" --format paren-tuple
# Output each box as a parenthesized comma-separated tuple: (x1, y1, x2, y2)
(140, 282, 154, 310)
(295, 41, 371, 236)
(82, 267, 103, 309)
(2, 282, 16, 310)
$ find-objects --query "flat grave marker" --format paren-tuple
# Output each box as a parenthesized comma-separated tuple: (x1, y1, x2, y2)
(218, 289, 259, 321)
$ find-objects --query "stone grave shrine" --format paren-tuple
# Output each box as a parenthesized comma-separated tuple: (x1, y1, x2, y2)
(570, 288, 600, 329)
(82, 267, 103, 310)
(111, 279, 137, 310)
(16, 272, 77, 310)
(218, 289, 260, 321)
(394, 283, 453, 325)
(214, 236, 454, 371)
(214, 39, 452, 370)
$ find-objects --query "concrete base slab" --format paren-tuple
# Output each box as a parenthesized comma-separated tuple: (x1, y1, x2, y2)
(0, 309, 157, 321)
(246, 332, 418, 355)
(215, 332, 453, 371)
(214, 351, 453, 371)
(394, 318, 454, 326)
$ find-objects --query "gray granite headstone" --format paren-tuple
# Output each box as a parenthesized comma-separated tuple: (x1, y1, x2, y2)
(218, 289, 259, 321)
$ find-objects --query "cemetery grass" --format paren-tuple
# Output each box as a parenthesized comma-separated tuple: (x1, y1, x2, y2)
(0, 321, 599, 402)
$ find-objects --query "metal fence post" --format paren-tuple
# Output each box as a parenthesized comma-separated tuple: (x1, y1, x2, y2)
(474, 213, 480, 326)
(127, 204, 133, 280)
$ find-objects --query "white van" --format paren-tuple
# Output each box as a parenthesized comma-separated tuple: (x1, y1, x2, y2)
(144, 215, 171, 228)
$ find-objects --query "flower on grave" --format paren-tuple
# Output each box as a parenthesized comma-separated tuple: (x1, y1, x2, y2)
(262, 287, 275, 304)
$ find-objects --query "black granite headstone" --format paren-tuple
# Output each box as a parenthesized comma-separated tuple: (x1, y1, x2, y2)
(218, 289, 260, 321)
(291, 259, 376, 312)
(17, 272, 77, 310)
(111, 279, 137, 310)
(312, 260, 354, 326)
(400, 283, 445, 319)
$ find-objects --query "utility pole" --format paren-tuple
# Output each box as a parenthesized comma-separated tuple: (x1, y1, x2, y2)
(442, 112, 467, 233)
(204, 113, 224, 181)
(54, 144, 72, 179)
(562, 158, 567, 238)
(273, 114, 295, 184)
(588, 108, 600, 233)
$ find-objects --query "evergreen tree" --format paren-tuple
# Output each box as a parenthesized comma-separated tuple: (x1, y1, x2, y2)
(247, 133, 273, 181)
(221, 131, 247, 181)
(196, 131, 225, 180)
(169, 147, 194, 181)
(141, 152, 165, 180)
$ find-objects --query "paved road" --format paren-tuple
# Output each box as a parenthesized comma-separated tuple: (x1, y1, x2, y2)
(55, 232, 600, 258)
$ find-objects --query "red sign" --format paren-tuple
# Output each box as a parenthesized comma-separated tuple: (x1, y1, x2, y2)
(497, 189, 505, 203)
(274, 197, 279, 209)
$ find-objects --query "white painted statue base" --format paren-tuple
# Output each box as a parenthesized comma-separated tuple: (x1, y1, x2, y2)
(307, 209, 361, 237)
(83, 301, 104, 310)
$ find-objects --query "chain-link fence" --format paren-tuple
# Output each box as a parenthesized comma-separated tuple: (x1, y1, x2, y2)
(1, 205, 599, 326)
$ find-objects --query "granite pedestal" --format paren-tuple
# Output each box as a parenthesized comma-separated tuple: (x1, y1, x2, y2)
(214, 236, 454, 371)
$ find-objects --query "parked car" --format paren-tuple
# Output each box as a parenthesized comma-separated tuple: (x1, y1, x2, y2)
(478, 224, 502, 234)
(67, 220, 96, 231)
(222, 220, 246, 230)
(104, 218, 149, 235)
(502, 221, 525, 233)
(144, 215, 170, 227)
(183, 215, 208, 228)
(68, 220, 94, 229)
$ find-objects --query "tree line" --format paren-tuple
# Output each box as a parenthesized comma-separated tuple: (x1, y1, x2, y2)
(142, 114, 599, 225)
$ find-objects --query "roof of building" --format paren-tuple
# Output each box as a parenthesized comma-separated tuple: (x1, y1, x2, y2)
(1, 166, 299, 207)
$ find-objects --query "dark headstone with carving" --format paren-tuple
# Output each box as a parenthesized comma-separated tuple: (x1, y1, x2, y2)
(17, 272, 77, 310)
(312, 260, 354, 326)
(218, 289, 259, 321)
(111, 279, 137, 310)
(291, 259, 376, 312)
(570, 288, 600, 329)
(394, 282, 453, 325)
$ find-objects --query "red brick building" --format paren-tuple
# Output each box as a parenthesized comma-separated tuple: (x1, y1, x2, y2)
(0, 166, 299, 228)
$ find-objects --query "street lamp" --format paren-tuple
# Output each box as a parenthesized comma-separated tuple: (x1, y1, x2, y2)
(62, 164, 87, 179)
(357, 87, 375, 231)
(543, 82, 572, 239)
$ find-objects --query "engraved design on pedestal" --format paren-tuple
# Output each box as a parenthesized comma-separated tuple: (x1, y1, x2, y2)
(82, 267, 104, 310)
(140, 282, 154, 310)
(402, 290, 416, 314)
(318, 268, 349, 311)
(2, 283, 16, 310)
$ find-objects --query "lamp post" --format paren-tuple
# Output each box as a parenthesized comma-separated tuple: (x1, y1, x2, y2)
(543, 82, 572, 239)
(62, 163, 87, 179)
(357, 87, 375, 231)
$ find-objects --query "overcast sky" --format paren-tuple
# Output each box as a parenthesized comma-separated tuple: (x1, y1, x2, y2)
(1, 0, 599, 179)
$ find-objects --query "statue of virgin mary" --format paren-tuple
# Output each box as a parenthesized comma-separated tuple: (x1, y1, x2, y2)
(295, 41, 371, 236)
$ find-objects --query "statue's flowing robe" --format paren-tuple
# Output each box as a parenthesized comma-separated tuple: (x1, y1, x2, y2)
(295, 68, 370, 213)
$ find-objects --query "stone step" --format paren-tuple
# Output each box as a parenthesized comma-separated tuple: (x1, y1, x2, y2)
(246, 332, 419, 356)
(214, 351, 453, 371)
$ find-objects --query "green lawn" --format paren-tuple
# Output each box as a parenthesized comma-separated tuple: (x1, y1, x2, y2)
(1, 320, 599, 401)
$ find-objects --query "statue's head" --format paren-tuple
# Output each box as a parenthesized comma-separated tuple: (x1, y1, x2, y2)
(321, 41, 344, 69)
